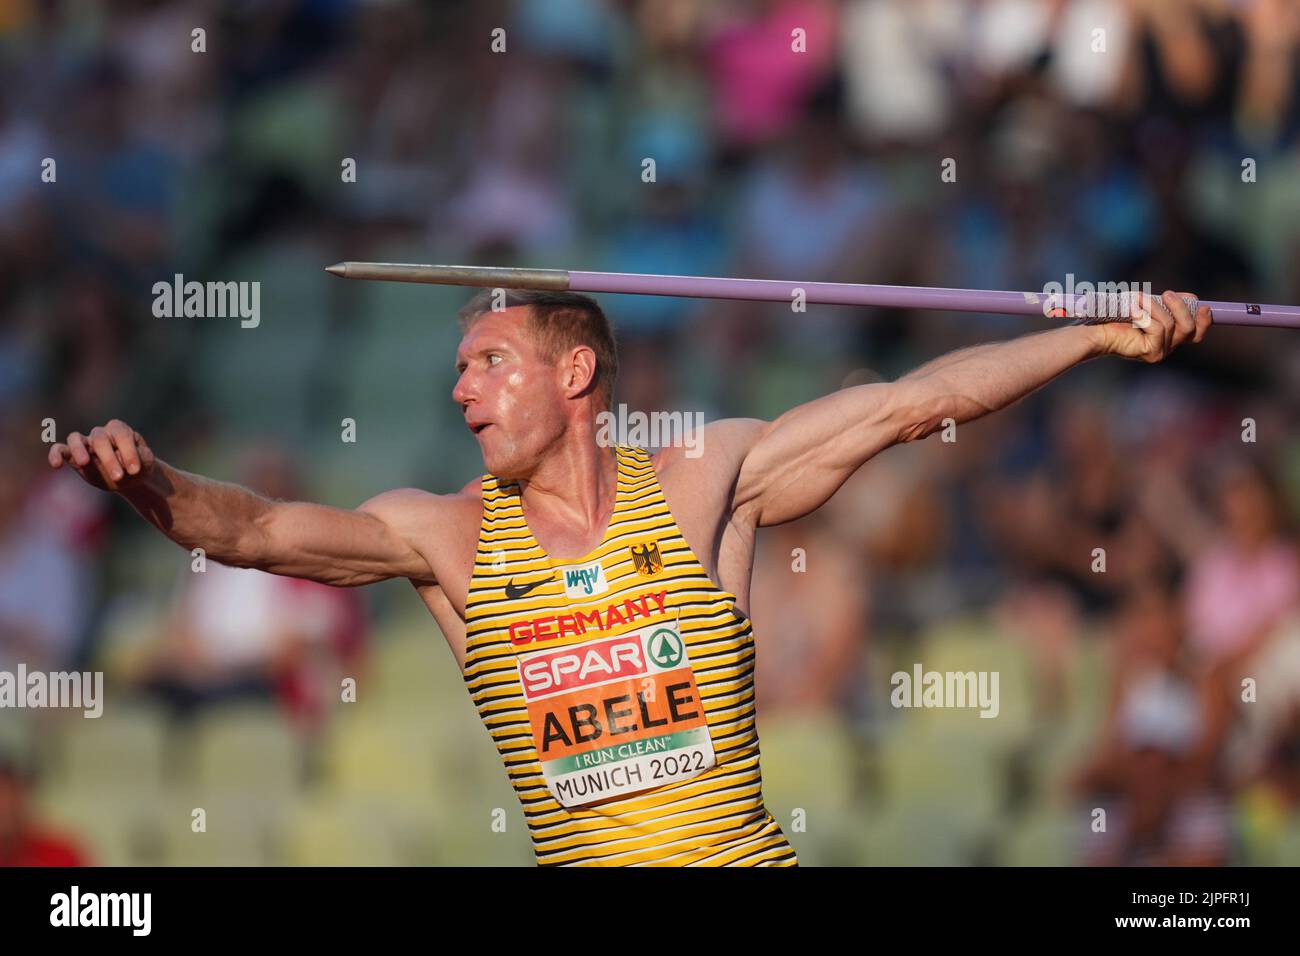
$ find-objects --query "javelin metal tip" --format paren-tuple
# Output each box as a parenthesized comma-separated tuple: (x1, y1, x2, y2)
(324, 262, 346, 277)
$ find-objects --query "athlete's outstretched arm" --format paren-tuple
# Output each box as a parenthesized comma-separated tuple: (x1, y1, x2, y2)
(733, 291, 1212, 528)
(47, 419, 434, 586)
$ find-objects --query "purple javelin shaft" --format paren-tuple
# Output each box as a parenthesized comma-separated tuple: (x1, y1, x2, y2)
(569, 271, 1298, 329)
(323, 262, 1300, 328)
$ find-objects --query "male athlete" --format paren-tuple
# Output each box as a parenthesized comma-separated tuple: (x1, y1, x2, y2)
(47, 287, 1212, 866)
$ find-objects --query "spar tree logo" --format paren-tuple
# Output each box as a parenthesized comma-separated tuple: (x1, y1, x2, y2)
(649, 628, 684, 668)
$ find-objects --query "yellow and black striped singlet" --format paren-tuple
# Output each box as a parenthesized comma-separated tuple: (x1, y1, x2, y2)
(462, 444, 798, 866)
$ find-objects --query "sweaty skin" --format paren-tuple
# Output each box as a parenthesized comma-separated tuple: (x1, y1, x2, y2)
(47, 293, 1211, 673)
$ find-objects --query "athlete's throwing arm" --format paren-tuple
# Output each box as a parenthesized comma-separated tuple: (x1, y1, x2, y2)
(727, 291, 1211, 527)
(45, 424, 440, 587)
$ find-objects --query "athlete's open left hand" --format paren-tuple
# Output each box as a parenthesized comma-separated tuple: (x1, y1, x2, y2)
(47, 418, 156, 494)
(1097, 290, 1213, 363)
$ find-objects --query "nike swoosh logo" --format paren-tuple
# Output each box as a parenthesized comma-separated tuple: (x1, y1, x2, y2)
(504, 574, 553, 600)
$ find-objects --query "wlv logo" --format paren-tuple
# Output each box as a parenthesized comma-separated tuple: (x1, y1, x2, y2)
(561, 560, 608, 599)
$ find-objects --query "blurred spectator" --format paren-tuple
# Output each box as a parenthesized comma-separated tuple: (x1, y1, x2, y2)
(0, 412, 98, 673)
(1051, 0, 1134, 108)
(712, 82, 890, 366)
(1235, 0, 1300, 145)
(825, 441, 951, 641)
(987, 391, 1185, 718)
(1181, 458, 1300, 666)
(703, 0, 838, 156)
(731, 86, 887, 284)
(1071, 584, 1232, 866)
(335, 3, 459, 227)
(131, 445, 367, 737)
(41, 272, 134, 426)
(1246, 702, 1300, 814)
(751, 510, 869, 715)
(990, 397, 1170, 621)
(1162, 456, 1300, 787)
(604, 203, 727, 337)
(0, 75, 49, 220)
(438, 53, 579, 257)
(104, 0, 221, 161)
(839, 0, 961, 143)
(0, 754, 88, 867)
(49, 53, 179, 287)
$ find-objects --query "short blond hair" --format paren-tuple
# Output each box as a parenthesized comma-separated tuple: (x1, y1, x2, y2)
(457, 289, 618, 410)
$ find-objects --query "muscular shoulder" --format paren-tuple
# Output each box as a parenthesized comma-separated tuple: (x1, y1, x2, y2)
(357, 484, 473, 522)
(652, 418, 767, 472)
(356, 481, 485, 577)
(652, 418, 769, 515)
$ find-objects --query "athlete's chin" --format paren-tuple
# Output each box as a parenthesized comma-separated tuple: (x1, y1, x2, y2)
(479, 438, 525, 479)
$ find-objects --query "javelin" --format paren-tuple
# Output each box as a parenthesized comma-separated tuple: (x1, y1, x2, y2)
(324, 262, 1300, 329)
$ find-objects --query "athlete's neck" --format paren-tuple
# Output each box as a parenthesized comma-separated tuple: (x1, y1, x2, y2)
(516, 435, 618, 538)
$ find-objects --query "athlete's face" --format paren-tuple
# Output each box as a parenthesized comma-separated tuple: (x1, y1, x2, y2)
(452, 308, 566, 478)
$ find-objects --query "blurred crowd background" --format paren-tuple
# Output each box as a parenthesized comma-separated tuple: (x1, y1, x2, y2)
(3, 0, 1300, 866)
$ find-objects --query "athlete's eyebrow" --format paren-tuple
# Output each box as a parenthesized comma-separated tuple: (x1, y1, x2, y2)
(454, 345, 481, 372)
(455, 342, 510, 372)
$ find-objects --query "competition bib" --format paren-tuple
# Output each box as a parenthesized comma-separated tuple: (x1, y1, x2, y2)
(517, 621, 716, 808)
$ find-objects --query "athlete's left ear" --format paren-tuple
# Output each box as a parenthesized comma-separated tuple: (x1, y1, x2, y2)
(562, 345, 599, 401)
